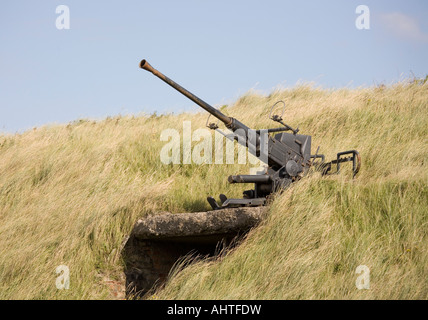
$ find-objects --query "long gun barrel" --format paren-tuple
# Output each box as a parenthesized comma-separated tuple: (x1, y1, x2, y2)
(140, 59, 237, 128)
(139, 59, 279, 167)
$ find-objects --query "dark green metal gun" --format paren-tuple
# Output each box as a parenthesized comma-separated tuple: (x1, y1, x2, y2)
(140, 59, 361, 210)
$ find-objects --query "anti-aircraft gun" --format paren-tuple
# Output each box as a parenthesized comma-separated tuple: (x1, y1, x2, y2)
(140, 59, 361, 210)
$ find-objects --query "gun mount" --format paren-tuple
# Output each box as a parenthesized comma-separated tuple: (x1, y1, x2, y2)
(140, 59, 361, 210)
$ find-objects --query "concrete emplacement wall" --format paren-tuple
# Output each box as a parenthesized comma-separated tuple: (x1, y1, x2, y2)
(122, 207, 267, 298)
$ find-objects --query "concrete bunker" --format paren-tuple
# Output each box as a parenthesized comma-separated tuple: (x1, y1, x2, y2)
(122, 207, 267, 298)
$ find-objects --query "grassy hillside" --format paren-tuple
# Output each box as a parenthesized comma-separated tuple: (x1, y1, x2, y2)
(0, 82, 427, 299)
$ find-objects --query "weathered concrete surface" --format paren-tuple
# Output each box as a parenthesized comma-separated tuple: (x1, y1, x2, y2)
(131, 206, 267, 240)
(123, 207, 267, 298)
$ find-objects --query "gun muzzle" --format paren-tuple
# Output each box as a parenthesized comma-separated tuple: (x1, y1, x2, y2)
(140, 59, 159, 76)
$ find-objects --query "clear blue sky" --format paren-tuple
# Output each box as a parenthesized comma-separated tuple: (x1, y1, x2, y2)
(1, 0, 427, 133)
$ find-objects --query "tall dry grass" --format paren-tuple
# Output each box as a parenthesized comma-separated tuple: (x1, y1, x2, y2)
(0, 81, 427, 299)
